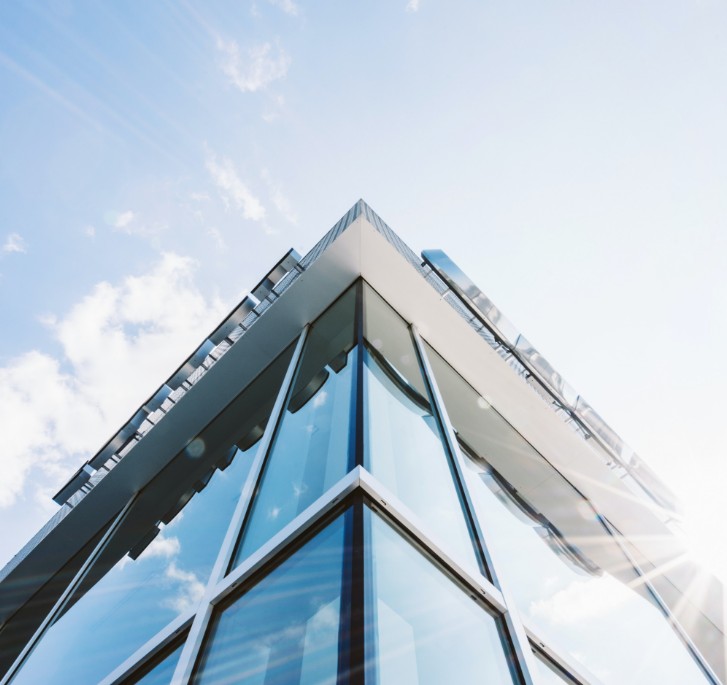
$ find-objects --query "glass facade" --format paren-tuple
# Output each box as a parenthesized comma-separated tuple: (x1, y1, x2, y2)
(423, 340, 712, 685)
(233, 288, 356, 567)
(365, 508, 517, 684)
(2, 273, 716, 685)
(362, 285, 481, 573)
(195, 503, 519, 685)
(9, 441, 258, 685)
(196, 513, 348, 684)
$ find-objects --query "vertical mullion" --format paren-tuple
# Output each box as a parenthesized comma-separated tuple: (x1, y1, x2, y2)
(349, 502, 366, 685)
(1, 499, 136, 685)
(352, 279, 365, 469)
(410, 325, 537, 685)
(339, 280, 366, 684)
(337, 501, 366, 685)
(169, 327, 310, 685)
(599, 516, 721, 685)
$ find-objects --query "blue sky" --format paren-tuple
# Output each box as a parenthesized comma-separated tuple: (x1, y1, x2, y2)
(1, 0, 726, 583)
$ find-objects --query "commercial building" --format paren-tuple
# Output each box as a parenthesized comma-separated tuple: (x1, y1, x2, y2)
(0, 200, 723, 684)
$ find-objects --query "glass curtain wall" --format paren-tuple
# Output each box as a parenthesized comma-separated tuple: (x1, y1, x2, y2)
(194, 501, 521, 685)
(234, 283, 482, 575)
(11, 452, 259, 685)
(195, 510, 350, 685)
(16, 276, 694, 685)
(364, 507, 518, 685)
(7, 344, 294, 685)
(232, 286, 357, 567)
(361, 284, 481, 574)
(422, 340, 711, 685)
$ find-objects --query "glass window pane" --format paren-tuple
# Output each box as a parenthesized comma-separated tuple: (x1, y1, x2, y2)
(0, 521, 109, 676)
(127, 641, 185, 685)
(366, 507, 518, 685)
(11, 446, 256, 685)
(233, 288, 356, 566)
(424, 342, 710, 684)
(194, 511, 348, 685)
(363, 285, 479, 572)
(10, 347, 293, 685)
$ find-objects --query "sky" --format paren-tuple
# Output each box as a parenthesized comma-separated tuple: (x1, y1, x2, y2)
(0, 0, 726, 589)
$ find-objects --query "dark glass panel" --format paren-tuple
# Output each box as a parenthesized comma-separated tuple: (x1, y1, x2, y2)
(365, 507, 518, 684)
(362, 285, 479, 572)
(233, 288, 356, 567)
(194, 511, 348, 685)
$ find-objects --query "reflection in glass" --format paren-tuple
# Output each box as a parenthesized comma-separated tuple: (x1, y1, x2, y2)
(463, 444, 709, 684)
(233, 288, 356, 567)
(424, 342, 710, 684)
(128, 641, 184, 685)
(10, 446, 257, 685)
(363, 285, 479, 572)
(194, 512, 347, 684)
(366, 508, 518, 685)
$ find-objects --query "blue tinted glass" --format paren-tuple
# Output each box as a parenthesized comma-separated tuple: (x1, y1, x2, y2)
(234, 289, 355, 566)
(194, 512, 347, 685)
(366, 508, 517, 685)
(129, 642, 184, 685)
(11, 447, 257, 685)
(363, 286, 479, 572)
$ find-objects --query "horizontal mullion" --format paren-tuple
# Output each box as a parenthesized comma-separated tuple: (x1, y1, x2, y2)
(98, 611, 194, 685)
(208, 467, 363, 610)
(357, 467, 507, 615)
(524, 623, 604, 685)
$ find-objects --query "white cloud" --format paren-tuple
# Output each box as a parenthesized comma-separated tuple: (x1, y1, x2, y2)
(406, 0, 420, 11)
(206, 153, 266, 221)
(163, 562, 206, 613)
(141, 535, 181, 560)
(206, 226, 227, 250)
(84, 225, 96, 238)
(0, 253, 228, 509)
(216, 38, 290, 93)
(108, 209, 167, 245)
(112, 210, 135, 229)
(266, 0, 300, 16)
(312, 390, 327, 408)
(262, 93, 286, 123)
(261, 168, 297, 225)
(529, 575, 629, 626)
(3, 233, 27, 254)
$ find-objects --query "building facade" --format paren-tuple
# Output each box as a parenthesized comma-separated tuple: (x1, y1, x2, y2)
(0, 201, 723, 684)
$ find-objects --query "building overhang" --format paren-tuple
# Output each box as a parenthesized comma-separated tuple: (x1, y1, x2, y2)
(1, 206, 722, 678)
